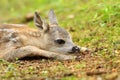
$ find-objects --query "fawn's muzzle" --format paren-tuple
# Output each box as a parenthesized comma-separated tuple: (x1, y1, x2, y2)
(71, 46, 80, 53)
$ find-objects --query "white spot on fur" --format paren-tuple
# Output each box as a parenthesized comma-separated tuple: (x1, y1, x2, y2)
(27, 31, 41, 37)
(10, 37, 20, 43)
(0, 29, 16, 33)
(3, 24, 26, 27)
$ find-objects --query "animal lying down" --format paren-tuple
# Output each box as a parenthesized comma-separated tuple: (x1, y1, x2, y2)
(0, 9, 90, 61)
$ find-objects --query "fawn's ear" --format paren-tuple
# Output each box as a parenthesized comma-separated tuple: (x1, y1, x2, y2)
(34, 12, 49, 32)
(48, 9, 58, 25)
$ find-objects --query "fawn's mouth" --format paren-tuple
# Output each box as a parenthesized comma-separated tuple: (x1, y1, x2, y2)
(68, 49, 80, 54)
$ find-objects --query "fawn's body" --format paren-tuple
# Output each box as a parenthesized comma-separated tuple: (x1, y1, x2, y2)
(0, 10, 89, 61)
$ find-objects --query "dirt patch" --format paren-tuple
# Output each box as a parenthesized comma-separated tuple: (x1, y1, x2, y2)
(1, 51, 120, 80)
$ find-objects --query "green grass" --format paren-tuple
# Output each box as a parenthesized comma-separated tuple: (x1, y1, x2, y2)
(0, 0, 120, 80)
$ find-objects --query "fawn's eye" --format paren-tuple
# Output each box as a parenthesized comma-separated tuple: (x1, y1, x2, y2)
(55, 39, 65, 45)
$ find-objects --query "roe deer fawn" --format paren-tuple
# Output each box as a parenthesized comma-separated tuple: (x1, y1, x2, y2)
(0, 10, 89, 61)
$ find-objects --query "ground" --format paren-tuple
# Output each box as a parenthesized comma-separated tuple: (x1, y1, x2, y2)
(0, 0, 120, 80)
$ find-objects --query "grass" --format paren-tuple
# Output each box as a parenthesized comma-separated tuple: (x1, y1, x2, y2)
(0, 0, 120, 80)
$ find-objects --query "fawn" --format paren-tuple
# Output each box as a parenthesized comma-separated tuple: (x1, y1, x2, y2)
(0, 10, 89, 61)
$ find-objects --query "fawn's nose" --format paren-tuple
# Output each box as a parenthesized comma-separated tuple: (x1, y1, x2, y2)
(72, 46, 80, 53)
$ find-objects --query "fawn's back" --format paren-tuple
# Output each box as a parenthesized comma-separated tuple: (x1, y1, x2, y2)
(0, 24, 41, 53)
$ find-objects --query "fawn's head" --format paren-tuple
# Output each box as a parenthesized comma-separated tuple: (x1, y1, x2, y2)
(34, 9, 80, 54)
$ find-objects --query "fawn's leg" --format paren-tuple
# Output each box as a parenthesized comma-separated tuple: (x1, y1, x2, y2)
(2, 46, 77, 61)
